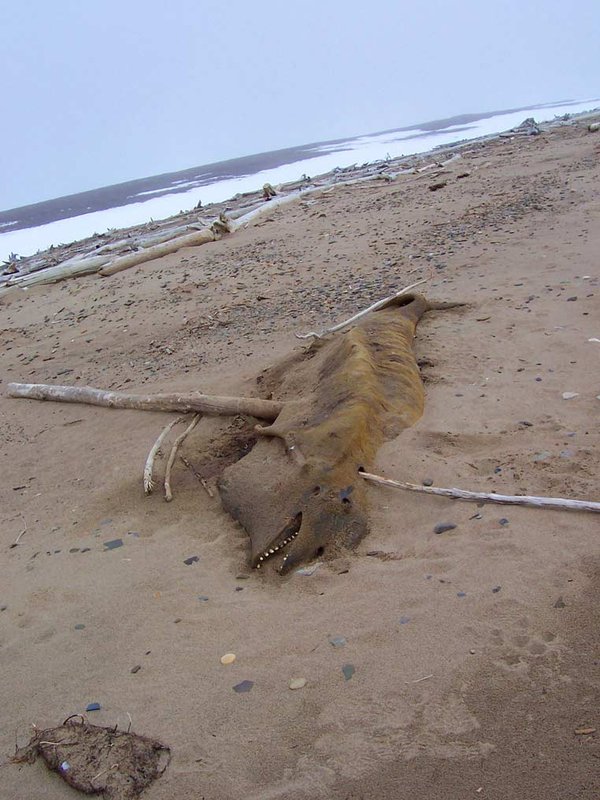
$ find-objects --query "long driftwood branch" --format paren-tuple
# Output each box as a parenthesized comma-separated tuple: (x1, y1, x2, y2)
(360, 471, 600, 513)
(98, 229, 216, 276)
(6, 383, 283, 421)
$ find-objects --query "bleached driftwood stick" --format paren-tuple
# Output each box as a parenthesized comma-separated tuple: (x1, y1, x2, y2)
(99, 228, 216, 276)
(164, 415, 201, 502)
(7, 383, 283, 421)
(360, 471, 600, 513)
(144, 416, 185, 495)
(295, 279, 428, 340)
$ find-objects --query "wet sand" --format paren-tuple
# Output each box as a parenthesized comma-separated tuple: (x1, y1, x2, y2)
(1, 117, 599, 799)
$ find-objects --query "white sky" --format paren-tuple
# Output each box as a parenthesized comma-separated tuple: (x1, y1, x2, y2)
(1, 0, 598, 210)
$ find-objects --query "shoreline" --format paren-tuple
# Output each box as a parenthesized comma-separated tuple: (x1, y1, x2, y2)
(1, 103, 598, 275)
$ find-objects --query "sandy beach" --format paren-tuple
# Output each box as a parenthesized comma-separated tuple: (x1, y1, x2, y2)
(1, 117, 599, 799)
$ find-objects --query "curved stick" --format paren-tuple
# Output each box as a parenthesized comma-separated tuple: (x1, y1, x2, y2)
(7, 383, 283, 421)
(164, 414, 201, 502)
(295, 279, 427, 340)
(360, 471, 600, 513)
(144, 417, 185, 495)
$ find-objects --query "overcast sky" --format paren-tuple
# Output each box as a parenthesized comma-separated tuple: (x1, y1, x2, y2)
(1, 0, 598, 211)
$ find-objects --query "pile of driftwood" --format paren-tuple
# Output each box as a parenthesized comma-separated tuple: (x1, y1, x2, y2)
(0, 151, 464, 299)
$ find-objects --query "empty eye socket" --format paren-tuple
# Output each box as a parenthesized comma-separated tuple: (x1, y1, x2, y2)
(341, 497, 352, 506)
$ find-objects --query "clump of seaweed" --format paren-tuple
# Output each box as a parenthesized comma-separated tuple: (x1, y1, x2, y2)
(12, 715, 171, 799)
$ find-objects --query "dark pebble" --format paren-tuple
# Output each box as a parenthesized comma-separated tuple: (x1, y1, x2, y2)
(103, 538, 123, 550)
(434, 523, 456, 534)
(492, 586, 502, 593)
(86, 702, 101, 712)
(69, 548, 80, 553)
(130, 665, 141, 674)
(422, 478, 434, 487)
(233, 680, 254, 693)
(81, 547, 91, 553)
(342, 664, 356, 681)
(74, 623, 85, 630)
(554, 596, 566, 608)
(183, 556, 199, 565)
(197, 595, 209, 602)
(174, 618, 182, 624)
(519, 420, 533, 427)
(398, 616, 411, 625)
(494, 467, 502, 473)
(457, 592, 467, 598)
(499, 518, 509, 526)
(329, 635, 347, 648)
(235, 587, 244, 592)
(566, 296, 577, 301)
(0, 605, 7, 611)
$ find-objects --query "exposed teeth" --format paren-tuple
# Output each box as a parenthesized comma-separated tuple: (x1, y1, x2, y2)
(256, 529, 299, 568)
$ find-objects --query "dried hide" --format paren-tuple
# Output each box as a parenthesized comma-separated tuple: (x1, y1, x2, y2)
(219, 292, 453, 573)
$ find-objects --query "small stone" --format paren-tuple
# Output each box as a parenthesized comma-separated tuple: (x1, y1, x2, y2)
(562, 392, 579, 400)
(457, 591, 467, 598)
(554, 596, 566, 608)
(233, 680, 254, 693)
(492, 586, 502, 593)
(183, 555, 199, 565)
(434, 523, 456, 534)
(342, 664, 356, 681)
(197, 595, 209, 602)
(422, 478, 434, 487)
(494, 466, 502, 473)
(85, 702, 101, 712)
(74, 623, 85, 630)
(296, 563, 322, 576)
(103, 538, 123, 550)
(220, 653, 236, 665)
(130, 665, 141, 674)
(69, 548, 80, 553)
(533, 451, 551, 462)
(499, 518, 509, 526)
(0, 605, 7, 611)
(566, 296, 577, 301)
(174, 618, 182, 624)
(289, 677, 307, 690)
(329, 635, 347, 648)
(574, 726, 596, 735)
(398, 616, 411, 625)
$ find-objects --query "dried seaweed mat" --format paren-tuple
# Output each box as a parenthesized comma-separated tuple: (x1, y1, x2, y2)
(13, 715, 171, 799)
